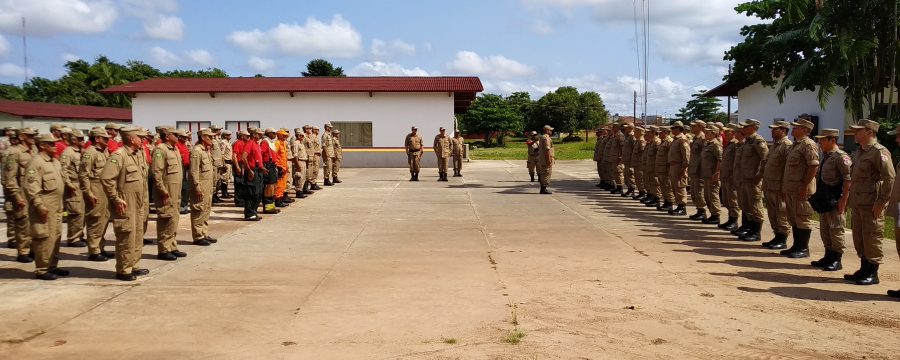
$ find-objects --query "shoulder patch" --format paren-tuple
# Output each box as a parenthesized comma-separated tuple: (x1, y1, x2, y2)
(841, 154, 851, 166)
(874, 144, 886, 150)
(110, 158, 117, 164)
(27, 169, 35, 174)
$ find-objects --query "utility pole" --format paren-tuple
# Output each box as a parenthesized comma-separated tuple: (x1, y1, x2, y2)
(633, 90, 637, 123)
(22, 17, 28, 84)
(727, 64, 732, 123)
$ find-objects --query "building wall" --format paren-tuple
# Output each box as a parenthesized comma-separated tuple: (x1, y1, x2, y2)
(0, 113, 127, 134)
(131, 92, 456, 147)
(738, 82, 851, 141)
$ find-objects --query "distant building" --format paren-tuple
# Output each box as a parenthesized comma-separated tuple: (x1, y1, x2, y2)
(0, 99, 131, 134)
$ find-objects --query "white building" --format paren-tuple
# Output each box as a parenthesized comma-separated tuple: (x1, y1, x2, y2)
(705, 80, 852, 142)
(0, 99, 131, 134)
(102, 77, 482, 167)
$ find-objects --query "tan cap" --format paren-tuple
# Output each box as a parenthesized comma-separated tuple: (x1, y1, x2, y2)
(209, 125, 223, 131)
(238, 130, 250, 136)
(294, 128, 303, 133)
(312, 126, 320, 130)
(791, 118, 815, 130)
(727, 123, 745, 130)
(704, 125, 719, 133)
(816, 128, 841, 138)
(530, 131, 538, 136)
(20, 127, 39, 135)
(850, 119, 880, 132)
(670, 121, 685, 129)
(69, 129, 84, 137)
(768, 120, 792, 129)
(248, 127, 260, 134)
(647, 125, 658, 132)
(36, 134, 58, 143)
(690, 120, 706, 127)
(543, 125, 554, 131)
(198, 128, 214, 137)
(120, 126, 148, 136)
(621, 123, 634, 129)
(658, 126, 671, 132)
(332, 129, 341, 134)
(740, 119, 761, 127)
(633, 126, 645, 133)
(222, 130, 232, 135)
(59, 127, 73, 134)
(90, 128, 111, 138)
(264, 127, 276, 134)
(105, 123, 124, 130)
(324, 123, 333, 128)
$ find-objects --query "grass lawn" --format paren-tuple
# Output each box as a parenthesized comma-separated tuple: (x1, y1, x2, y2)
(467, 137, 596, 160)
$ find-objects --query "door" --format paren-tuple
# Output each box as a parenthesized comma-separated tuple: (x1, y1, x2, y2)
(331, 121, 372, 147)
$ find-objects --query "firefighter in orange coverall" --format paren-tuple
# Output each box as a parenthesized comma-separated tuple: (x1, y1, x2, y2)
(274, 129, 290, 208)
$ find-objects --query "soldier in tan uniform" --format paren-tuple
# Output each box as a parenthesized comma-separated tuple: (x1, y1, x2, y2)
(190, 129, 217, 247)
(303, 126, 321, 191)
(101, 127, 150, 281)
(538, 125, 555, 194)
(311, 126, 322, 187)
(621, 123, 636, 196)
(291, 129, 308, 198)
(886, 125, 900, 298)
(655, 126, 674, 212)
(629, 127, 646, 200)
(152, 128, 187, 261)
(688, 120, 708, 220)
(209, 125, 225, 204)
(668, 121, 690, 216)
(736, 119, 769, 242)
(761, 120, 793, 249)
(321, 123, 336, 186)
(700, 126, 723, 225)
(844, 119, 894, 285)
(642, 126, 661, 207)
(729, 124, 749, 234)
(2, 128, 21, 249)
(332, 130, 343, 182)
(593, 127, 607, 187)
(4, 127, 39, 263)
(606, 123, 625, 194)
(602, 124, 618, 191)
(80, 129, 113, 261)
(718, 125, 742, 232)
(433, 127, 451, 181)
(810, 129, 851, 272)
(779, 118, 819, 258)
(405, 126, 423, 181)
(25, 134, 67, 280)
(451, 131, 465, 177)
(220, 130, 233, 199)
(60, 130, 86, 247)
(527, 131, 540, 182)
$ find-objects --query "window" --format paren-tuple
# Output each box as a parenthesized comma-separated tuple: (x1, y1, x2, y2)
(176, 121, 211, 133)
(225, 121, 261, 133)
(331, 121, 372, 147)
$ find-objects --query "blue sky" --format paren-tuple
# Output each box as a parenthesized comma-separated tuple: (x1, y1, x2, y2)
(0, 0, 759, 116)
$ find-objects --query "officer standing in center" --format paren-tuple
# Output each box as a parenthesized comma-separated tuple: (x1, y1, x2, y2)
(25, 134, 67, 280)
(736, 119, 769, 242)
(780, 118, 819, 258)
(321, 123, 335, 186)
(433, 127, 451, 181)
(761, 120, 793, 249)
(642, 126, 660, 207)
(621, 123, 635, 196)
(190, 129, 218, 246)
(688, 120, 708, 220)
(718, 124, 742, 232)
(811, 128, 851, 272)
(451, 131, 465, 177)
(80, 128, 113, 261)
(538, 125, 555, 194)
(668, 121, 690, 216)
(629, 126, 646, 200)
(152, 127, 187, 260)
(405, 126, 423, 181)
(700, 125, 723, 225)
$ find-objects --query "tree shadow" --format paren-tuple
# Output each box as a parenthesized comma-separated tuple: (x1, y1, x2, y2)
(0, 266, 114, 280)
(737, 286, 897, 302)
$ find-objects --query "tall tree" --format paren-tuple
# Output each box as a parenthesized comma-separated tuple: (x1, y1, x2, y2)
(301, 59, 346, 77)
(676, 91, 722, 121)
(577, 91, 609, 131)
(460, 93, 524, 146)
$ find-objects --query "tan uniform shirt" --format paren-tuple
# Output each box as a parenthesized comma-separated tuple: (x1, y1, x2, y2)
(79, 145, 108, 200)
(59, 146, 81, 193)
(721, 139, 738, 182)
(741, 133, 769, 181)
(24, 152, 64, 220)
(2, 144, 36, 206)
(593, 136, 605, 162)
(405, 133, 423, 153)
(433, 135, 451, 158)
(689, 135, 705, 177)
(334, 137, 343, 160)
(538, 134, 554, 166)
(210, 137, 224, 168)
(764, 137, 793, 191)
(303, 135, 315, 161)
(782, 136, 819, 194)
(151, 143, 183, 196)
(322, 132, 335, 158)
(189, 144, 214, 189)
(668, 134, 690, 168)
(645, 137, 659, 173)
(451, 136, 464, 156)
(293, 137, 308, 162)
(655, 136, 672, 175)
(100, 147, 147, 206)
(700, 139, 723, 178)
(631, 137, 646, 169)
(849, 139, 895, 208)
(622, 132, 634, 166)
(313, 134, 322, 158)
(732, 140, 745, 187)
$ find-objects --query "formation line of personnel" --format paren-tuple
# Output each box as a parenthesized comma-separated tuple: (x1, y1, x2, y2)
(593, 118, 900, 299)
(1, 122, 344, 281)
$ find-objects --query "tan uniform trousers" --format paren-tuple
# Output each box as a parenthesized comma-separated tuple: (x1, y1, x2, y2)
(64, 190, 84, 243)
(437, 156, 448, 172)
(285, 162, 292, 189)
(294, 161, 307, 190)
(85, 181, 110, 255)
(740, 179, 765, 223)
(633, 167, 643, 192)
(529, 156, 538, 176)
(820, 209, 846, 254)
(452, 155, 462, 171)
(721, 180, 741, 219)
(851, 206, 886, 264)
(703, 178, 720, 216)
(690, 176, 706, 209)
(407, 152, 421, 174)
(595, 161, 602, 178)
(308, 157, 320, 185)
(190, 178, 214, 240)
(333, 159, 341, 177)
(657, 172, 673, 203)
(33, 209, 64, 276)
(669, 165, 688, 205)
(609, 162, 624, 186)
(538, 163, 552, 186)
(155, 180, 182, 253)
(784, 192, 814, 230)
(624, 163, 635, 189)
(11, 204, 31, 256)
(764, 192, 790, 235)
(645, 174, 660, 198)
(113, 190, 145, 275)
(4, 194, 14, 243)
(323, 156, 334, 179)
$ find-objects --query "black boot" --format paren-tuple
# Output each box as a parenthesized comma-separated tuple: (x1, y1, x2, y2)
(414, 172, 420, 181)
(302, 182, 313, 195)
(762, 232, 788, 249)
(811, 250, 833, 268)
(540, 186, 552, 194)
(856, 263, 880, 285)
(296, 190, 306, 199)
(689, 208, 707, 221)
(532, 174, 537, 182)
(822, 252, 843, 272)
(740, 222, 762, 242)
(701, 213, 720, 225)
(886, 289, 900, 298)
(780, 227, 800, 255)
(844, 258, 868, 281)
(732, 215, 749, 236)
(723, 217, 739, 232)
(410, 173, 416, 181)
(656, 201, 673, 212)
(333, 176, 342, 183)
(324, 178, 333, 186)
(718, 217, 735, 230)
(785, 228, 811, 258)
(622, 188, 635, 197)
(668, 204, 686, 216)
(632, 191, 645, 200)
(645, 196, 660, 208)
(611, 186, 623, 194)
(641, 194, 653, 204)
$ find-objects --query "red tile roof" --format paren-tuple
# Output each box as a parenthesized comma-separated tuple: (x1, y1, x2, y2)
(101, 76, 484, 94)
(0, 99, 131, 121)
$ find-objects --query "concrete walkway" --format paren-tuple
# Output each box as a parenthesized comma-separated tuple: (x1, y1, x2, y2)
(1, 160, 898, 359)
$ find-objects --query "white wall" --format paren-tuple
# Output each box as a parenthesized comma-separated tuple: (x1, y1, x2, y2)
(738, 82, 851, 141)
(131, 92, 456, 147)
(0, 113, 127, 134)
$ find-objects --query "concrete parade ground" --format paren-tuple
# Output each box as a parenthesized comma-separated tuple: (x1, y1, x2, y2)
(1, 160, 898, 359)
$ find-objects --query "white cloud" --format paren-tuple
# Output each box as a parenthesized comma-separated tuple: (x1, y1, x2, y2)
(350, 61, 432, 77)
(227, 15, 362, 58)
(0, 63, 27, 78)
(144, 15, 184, 41)
(446, 51, 536, 80)
(531, 19, 555, 35)
(247, 56, 276, 73)
(61, 53, 81, 62)
(0, 35, 8, 58)
(0, 0, 118, 37)
(371, 38, 416, 59)
(150, 46, 214, 67)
